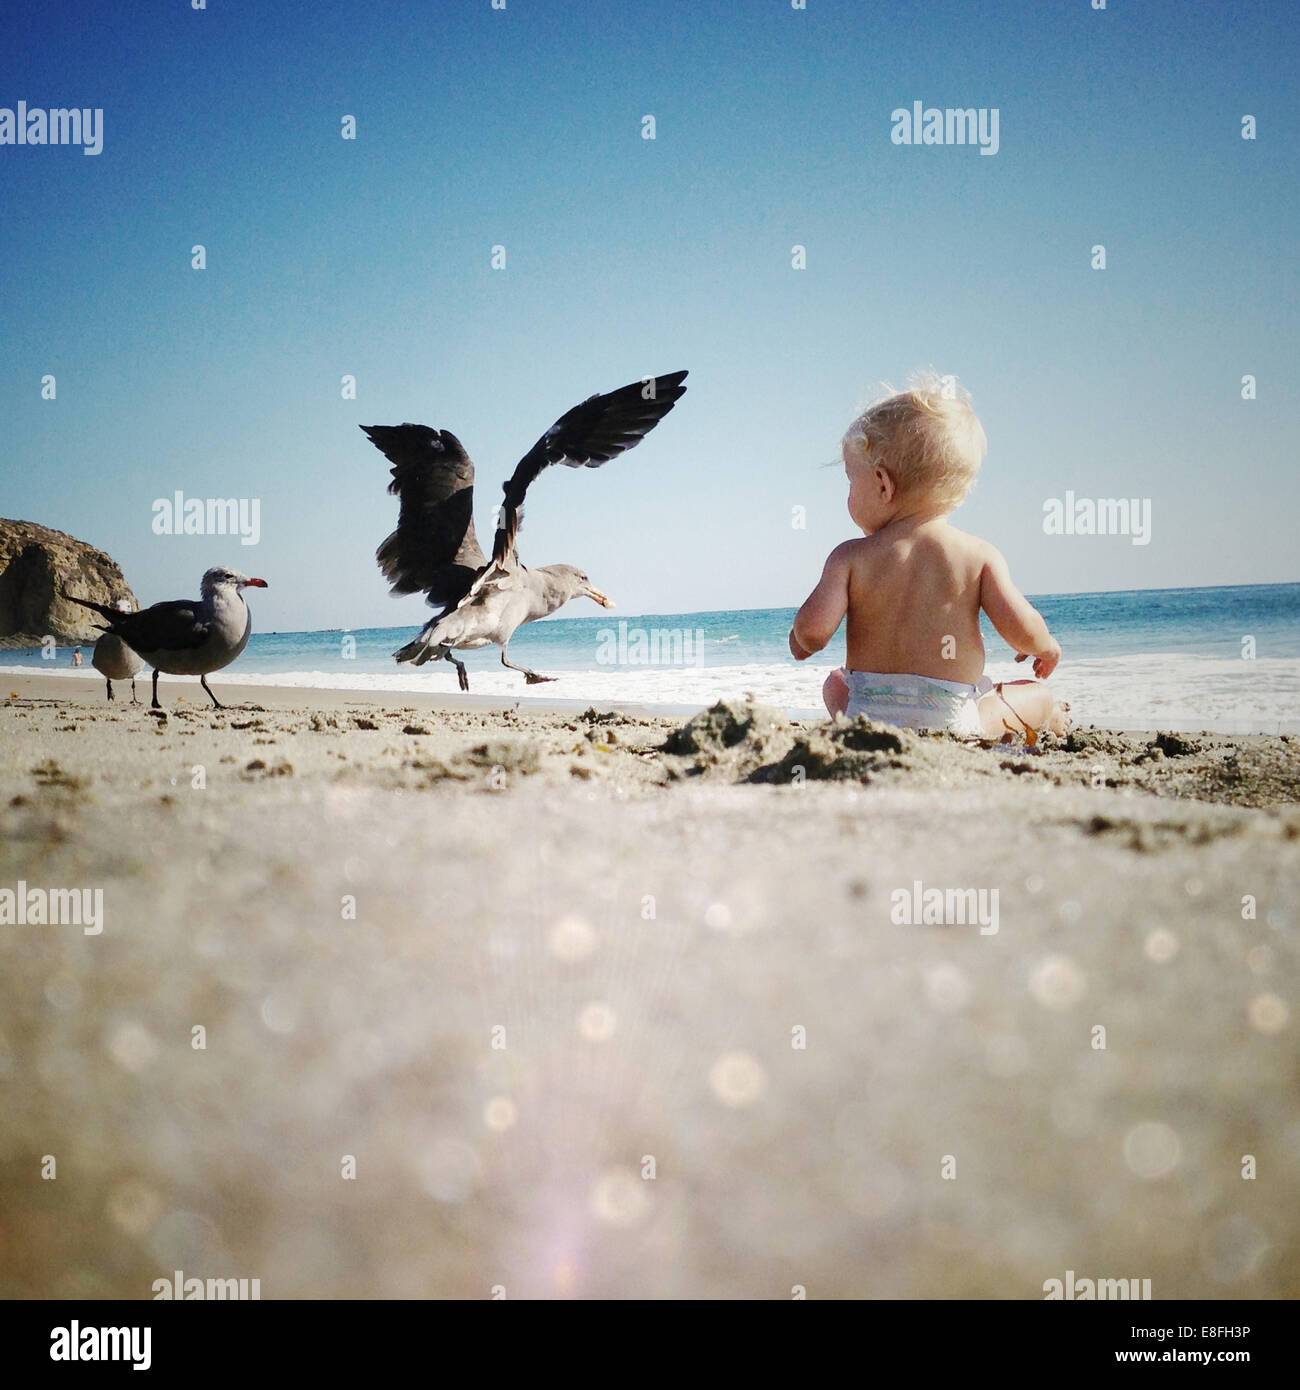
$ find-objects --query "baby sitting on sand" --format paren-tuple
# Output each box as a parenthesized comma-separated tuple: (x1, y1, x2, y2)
(789, 372, 1069, 741)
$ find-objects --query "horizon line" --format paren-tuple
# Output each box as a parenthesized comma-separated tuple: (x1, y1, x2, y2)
(261, 578, 1299, 637)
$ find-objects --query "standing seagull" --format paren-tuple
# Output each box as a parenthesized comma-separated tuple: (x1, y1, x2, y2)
(361, 370, 687, 689)
(66, 566, 268, 709)
(92, 600, 145, 703)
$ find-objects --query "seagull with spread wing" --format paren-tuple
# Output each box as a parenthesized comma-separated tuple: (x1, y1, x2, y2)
(360, 370, 688, 690)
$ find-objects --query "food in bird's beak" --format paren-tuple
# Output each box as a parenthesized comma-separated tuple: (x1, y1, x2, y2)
(584, 585, 614, 608)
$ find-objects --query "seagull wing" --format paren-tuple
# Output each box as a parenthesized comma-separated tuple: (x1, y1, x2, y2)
(490, 370, 688, 565)
(361, 424, 488, 610)
(91, 599, 212, 653)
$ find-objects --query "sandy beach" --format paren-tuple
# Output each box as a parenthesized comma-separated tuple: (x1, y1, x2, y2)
(1, 672, 1296, 1299)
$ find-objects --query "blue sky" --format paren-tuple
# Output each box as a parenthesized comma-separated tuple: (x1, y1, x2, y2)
(2, 0, 1296, 633)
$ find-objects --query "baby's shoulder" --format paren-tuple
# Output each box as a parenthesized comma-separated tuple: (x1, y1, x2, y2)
(824, 534, 875, 561)
(928, 521, 998, 565)
(831, 534, 886, 573)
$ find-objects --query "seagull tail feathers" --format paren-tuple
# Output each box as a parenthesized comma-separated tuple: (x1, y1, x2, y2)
(393, 632, 442, 666)
(61, 591, 116, 628)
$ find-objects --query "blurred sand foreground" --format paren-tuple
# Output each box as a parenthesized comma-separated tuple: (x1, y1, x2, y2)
(0, 674, 1296, 1299)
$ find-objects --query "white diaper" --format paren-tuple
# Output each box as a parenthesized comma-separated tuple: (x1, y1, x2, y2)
(842, 669, 987, 735)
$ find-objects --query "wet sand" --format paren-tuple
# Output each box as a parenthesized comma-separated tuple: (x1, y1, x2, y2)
(0, 672, 1296, 1298)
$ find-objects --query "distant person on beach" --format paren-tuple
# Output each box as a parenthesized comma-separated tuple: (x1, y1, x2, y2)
(789, 372, 1070, 740)
(71, 647, 83, 666)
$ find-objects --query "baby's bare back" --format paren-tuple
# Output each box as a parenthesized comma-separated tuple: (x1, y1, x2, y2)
(844, 521, 988, 684)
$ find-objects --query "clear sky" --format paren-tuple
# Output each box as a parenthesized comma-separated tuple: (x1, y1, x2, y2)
(2, 0, 1296, 633)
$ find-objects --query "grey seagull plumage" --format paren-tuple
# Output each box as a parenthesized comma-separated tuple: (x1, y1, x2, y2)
(92, 599, 145, 703)
(66, 566, 268, 709)
(361, 371, 688, 689)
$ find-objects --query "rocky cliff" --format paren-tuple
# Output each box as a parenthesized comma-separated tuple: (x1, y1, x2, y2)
(0, 519, 136, 647)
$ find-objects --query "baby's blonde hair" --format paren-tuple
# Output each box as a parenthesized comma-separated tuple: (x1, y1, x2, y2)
(842, 369, 987, 510)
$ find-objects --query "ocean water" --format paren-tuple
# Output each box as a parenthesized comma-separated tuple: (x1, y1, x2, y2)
(6, 583, 1299, 733)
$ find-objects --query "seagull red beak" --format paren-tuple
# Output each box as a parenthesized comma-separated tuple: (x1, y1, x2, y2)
(242, 578, 268, 588)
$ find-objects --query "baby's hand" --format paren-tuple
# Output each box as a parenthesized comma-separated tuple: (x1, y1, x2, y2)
(1015, 639, 1060, 680)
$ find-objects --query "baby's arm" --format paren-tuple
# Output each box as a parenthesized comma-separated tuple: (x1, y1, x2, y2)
(978, 545, 1060, 678)
(790, 543, 852, 660)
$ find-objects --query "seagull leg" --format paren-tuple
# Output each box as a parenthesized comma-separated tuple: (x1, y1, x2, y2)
(130, 677, 140, 704)
(445, 651, 470, 692)
(200, 675, 226, 709)
(151, 669, 162, 710)
(501, 647, 556, 685)
(106, 679, 114, 701)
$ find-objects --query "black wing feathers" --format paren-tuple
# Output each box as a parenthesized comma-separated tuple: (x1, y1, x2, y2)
(491, 370, 687, 564)
(63, 594, 211, 652)
(360, 424, 487, 610)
